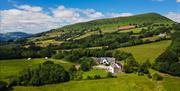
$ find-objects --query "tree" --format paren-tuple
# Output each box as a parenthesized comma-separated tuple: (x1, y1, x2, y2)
(80, 57, 96, 71)
(152, 73, 163, 81)
(10, 61, 70, 86)
(68, 65, 78, 80)
(123, 56, 139, 73)
(138, 60, 151, 74)
(168, 63, 180, 76)
(153, 50, 179, 73)
(112, 50, 132, 61)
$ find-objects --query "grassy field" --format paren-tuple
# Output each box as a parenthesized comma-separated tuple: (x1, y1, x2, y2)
(83, 69, 107, 79)
(1, 58, 180, 91)
(118, 28, 143, 33)
(117, 40, 171, 63)
(12, 73, 180, 91)
(0, 58, 72, 80)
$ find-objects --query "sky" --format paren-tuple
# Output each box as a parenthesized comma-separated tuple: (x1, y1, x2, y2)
(0, 0, 180, 34)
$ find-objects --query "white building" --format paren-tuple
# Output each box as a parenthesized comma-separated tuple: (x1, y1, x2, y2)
(92, 57, 115, 65)
(158, 33, 166, 37)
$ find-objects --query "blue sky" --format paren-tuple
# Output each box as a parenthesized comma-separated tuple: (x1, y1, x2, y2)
(0, 0, 180, 33)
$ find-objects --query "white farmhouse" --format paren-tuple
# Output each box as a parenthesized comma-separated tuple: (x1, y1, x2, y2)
(158, 33, 166, 38)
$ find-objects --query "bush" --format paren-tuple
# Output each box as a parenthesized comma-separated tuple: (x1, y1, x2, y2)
(153, 50, 179, 76)
(10, 61, 70, 86)
(80, 57, 96, 71)
(123, 56, 139, 73)
(107, 72, 114, 78)
(52, 53, 64, 59)
(152, 73, 163, 81)
(0, 81, 7, 91)
(168, 63, 180, 76)
(86, 76, 92, 80)
(67, 65, 78, 80)
(138, 60, 151, 74)
(94, 75, 101, 79)
(147, 73, 152, 79)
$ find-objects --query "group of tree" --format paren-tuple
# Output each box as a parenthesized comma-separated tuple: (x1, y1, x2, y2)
(51, 32, 131, 50)
(153, 23, 180, 77)
(10, 61, 70, 86)
(123, 56, 151, 76)
(140, 26, 171, 38)
(53, 49, 132, 63)
(0, 43, 55, 59)
(79, 57, 96, 71)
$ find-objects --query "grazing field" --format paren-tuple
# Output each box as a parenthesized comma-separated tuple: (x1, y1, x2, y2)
(117, 40, 171, 63)
(12, 74, 180, 91)
(83, 69, 107, 79)
(118, 28, 143, 33)
(0, 58, 72, 80)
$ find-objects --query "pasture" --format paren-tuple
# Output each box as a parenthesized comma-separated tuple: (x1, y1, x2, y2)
(0, 58, 72, 80)
(12, 73, 180, 91)
(83, 69, 108, 79)
(117, 40, 171, 63)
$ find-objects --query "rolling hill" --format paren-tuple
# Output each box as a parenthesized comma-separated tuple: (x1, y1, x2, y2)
(0, 32, 32, 42)
(30, 13, 174, 43)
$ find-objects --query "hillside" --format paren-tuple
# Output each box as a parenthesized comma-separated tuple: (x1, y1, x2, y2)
(0, 32, 32, 42)
(51, 13, 173, 33)
(30, 13, 174, 46)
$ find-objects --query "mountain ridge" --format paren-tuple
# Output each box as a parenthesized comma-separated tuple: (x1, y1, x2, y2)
(0, 32, 32, 42)
(34, 13, 174, 37)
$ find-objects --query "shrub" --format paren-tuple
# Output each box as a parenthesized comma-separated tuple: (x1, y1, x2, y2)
(67, 65, 78, 80)
(147, 73, 152, 79)
(52, 53, 64, 59)
(94, 75, 101, 79)
(138, 61, 151, 74)
(152, 73, 163, 81)
(86, 76, 92, 80)
(123, 56, 139, 73)
(80, 57, 96, 71)
(0, 81, 7, 91)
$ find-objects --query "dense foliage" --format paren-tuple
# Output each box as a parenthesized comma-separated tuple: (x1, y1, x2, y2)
(80, 57, 96, 71)
(0, 81, 7, 91)
(10, 61, 70, 86)
(0, 44, 55, 59)
(53, 49, 132, 63)
(154, 23, 180, 76)
(123, 56, 139, 73)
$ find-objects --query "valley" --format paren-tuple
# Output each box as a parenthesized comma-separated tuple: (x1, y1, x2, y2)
(0, 13, 180, 91)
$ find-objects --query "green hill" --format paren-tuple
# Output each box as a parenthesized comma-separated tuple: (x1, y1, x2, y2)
(52, 13, 173, 33)
(32, 13, 173, 38)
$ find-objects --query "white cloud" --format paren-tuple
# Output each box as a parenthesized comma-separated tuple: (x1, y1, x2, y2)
(15, 5, 42, 12)
(177, 0, 180, 2)
(165, 12, 180, 23)
(108, 13, 133, 17)
(0, 5, 133, 34)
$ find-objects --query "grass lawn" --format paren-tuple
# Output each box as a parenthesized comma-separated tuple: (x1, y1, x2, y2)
(117, 40, 171, 63)
(12, 73, 180, 91)
(0, 58, 72, 80)
(83, 69, 107, 79)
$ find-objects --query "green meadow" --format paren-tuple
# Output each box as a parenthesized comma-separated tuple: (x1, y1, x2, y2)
(117, 40, 171, 63)
(0, 58, 72, 80)
(12, 74, 180, 91)
(83, 69, 108, 79)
